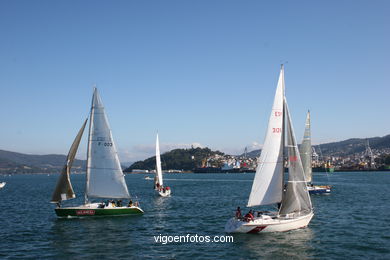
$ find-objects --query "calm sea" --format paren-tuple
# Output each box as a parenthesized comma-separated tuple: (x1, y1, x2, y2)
(0, 172, 389, 259)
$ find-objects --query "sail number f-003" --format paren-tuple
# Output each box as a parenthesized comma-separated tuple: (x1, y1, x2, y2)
(97, 142, 113, 147)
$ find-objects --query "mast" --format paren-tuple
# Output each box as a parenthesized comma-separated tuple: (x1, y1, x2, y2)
(277, 64, 286, 212)
(84, 87, 95, 204)
(281, 64, 285, 200)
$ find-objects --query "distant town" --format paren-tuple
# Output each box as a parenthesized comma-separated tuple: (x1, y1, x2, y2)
(1, 135, 390, 174)
(130, 140, 390, 174)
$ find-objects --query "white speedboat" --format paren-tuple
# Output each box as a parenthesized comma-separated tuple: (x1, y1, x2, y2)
(0, 182, 6, 189)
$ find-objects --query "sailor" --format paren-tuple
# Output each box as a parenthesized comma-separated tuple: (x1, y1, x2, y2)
(128, 200, 133, 207)
(235, 207, 242, 219)
(244, 210, 254, 222)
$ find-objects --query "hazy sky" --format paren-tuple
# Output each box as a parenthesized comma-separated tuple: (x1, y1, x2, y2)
(0, 0, 389, 162)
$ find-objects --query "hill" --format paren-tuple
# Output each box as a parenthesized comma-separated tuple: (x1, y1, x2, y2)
(313, 135, 390, 157)
(0, 150, 85, 174)
(242, 135, 390, 158)
(125, 147, 224, 172)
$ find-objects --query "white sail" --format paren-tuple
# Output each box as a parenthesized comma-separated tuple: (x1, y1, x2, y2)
(155, 133, 163, 186)
(247, 66, 285, 207)
(85, 88, 130, 200)
(299, 111, 312, 183)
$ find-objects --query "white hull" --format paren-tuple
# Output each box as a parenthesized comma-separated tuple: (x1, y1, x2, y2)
(308, 185, 331, 194)
(157, 189, 171, 197)
(225, 212, 313, 233)
(0, 182, 6, 188)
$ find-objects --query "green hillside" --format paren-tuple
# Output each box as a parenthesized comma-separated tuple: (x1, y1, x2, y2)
(125, 147, 224, 172)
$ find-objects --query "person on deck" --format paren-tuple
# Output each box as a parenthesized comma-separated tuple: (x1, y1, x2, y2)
(244, 210, 254, 222)
(128, 200, 133, 207)
(235, 207, 242, 219)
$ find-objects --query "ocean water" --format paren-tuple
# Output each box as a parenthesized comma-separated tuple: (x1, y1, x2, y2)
(0, 172, 389, 259)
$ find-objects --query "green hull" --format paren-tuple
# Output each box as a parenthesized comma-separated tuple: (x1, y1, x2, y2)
(55, 206, 144, 217)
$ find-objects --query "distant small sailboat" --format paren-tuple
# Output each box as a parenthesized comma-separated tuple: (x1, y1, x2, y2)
(0, 182, 6, 189)
(154, 133, 171, 197)
(51, 88, 143, 217)
(300, 111, 331, 194)
(225, 65, 313, 233)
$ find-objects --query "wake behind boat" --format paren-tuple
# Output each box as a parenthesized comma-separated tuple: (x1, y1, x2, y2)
(51, 88, 143, 217)
(225, 65, 314, 233)
(154, 133, 171, 197)
(299, 111, 331, 194)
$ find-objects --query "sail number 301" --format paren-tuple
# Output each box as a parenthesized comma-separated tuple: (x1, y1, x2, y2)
(272, 128, 282, 133)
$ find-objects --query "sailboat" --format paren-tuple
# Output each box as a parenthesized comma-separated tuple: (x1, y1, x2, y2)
(300, 111, 331, 194)
(0, 182, 6, 189)
(225, 65, 313, 233)
(154, 133, 171, 197)
(51, 88, 144, 217)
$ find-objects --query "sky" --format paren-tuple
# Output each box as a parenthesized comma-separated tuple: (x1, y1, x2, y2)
(0, 0, 389, 162)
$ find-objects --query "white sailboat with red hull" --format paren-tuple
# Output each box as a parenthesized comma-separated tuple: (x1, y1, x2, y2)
(225, 65, 313, 233)
(154, 133, 171, 197)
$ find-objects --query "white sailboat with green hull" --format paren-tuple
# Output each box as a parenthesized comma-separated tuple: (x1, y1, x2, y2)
(225, 65, 313, 233)
(300, 111, 331, 194)
(51, 88, 143, 217)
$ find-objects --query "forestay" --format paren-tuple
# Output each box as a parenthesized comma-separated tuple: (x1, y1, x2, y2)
(279, 101, 312, 216)
(51, 119, 88, 203)
(155, 133, 163, 186)
(299, 111, 312, 183)
(247, 66, 285, 207)
(85, 88, 130, 200)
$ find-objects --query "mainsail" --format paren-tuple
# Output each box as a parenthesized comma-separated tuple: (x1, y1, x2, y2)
(279, 100, 312, 216)
(51, 119, 88, 203)
(85, 88, 130, 200)
(155, 133, 163, 186)
(299, 111, 312, 183)
(247, 66, 285, 207)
